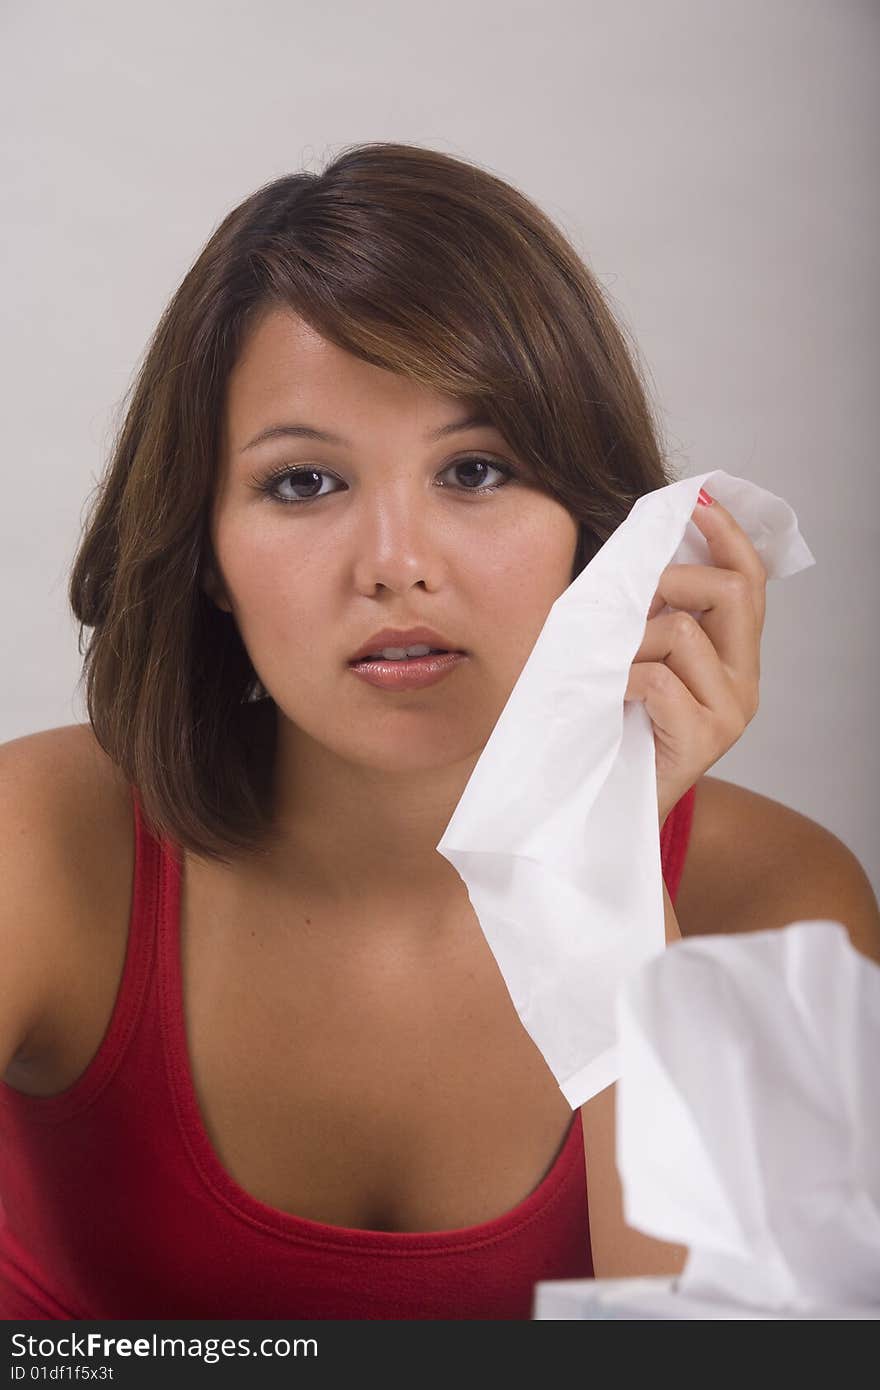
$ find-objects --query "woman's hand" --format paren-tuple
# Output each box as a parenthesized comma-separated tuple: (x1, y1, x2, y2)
(623, 489, 768, 828)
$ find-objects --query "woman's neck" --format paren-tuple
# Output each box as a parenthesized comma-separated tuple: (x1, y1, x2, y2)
(249, 704, 481, 914)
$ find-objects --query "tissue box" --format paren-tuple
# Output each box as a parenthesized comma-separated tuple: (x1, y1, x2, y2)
(532, 1277, 880, 1320)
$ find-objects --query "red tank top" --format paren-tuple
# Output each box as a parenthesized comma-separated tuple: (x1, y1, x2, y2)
(0, 783, 695, 1320)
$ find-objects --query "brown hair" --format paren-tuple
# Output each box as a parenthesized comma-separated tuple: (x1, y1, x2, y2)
(69, 140, 679, 866)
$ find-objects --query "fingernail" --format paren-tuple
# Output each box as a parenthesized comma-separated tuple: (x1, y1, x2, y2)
(696, 488, 715, 507)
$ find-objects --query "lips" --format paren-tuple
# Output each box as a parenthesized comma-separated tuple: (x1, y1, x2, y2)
(348, 651, 467, 690)
(348, 626, 465, 664)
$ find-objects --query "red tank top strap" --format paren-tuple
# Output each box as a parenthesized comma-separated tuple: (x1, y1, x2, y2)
(660, 782, 697, 904)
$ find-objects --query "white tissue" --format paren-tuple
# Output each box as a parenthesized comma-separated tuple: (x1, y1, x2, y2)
(616, 922, 880, 1313)
(436, 469, 815, 1107)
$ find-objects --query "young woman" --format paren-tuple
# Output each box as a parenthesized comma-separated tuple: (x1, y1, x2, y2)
(1, 143, 877, 1321)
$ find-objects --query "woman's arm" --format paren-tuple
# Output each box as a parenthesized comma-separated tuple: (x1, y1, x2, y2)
(0, 733, 84, 1080)
(581, 801, 880, 1280)
(579, 883, 688, 1280)
(585, 493, 879, 1278)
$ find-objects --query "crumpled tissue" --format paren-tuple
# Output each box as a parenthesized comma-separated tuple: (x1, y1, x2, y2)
(436, 469, 815, 1107)
(612, 921, 880, 1315)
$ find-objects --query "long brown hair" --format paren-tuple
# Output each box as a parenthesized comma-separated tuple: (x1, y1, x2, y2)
(69, 141, 678, 865)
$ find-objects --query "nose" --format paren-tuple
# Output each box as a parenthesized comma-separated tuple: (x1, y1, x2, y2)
(350, 481, 446, 595)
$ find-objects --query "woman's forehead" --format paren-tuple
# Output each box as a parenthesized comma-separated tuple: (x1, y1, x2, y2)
(226, 312, 477, 448)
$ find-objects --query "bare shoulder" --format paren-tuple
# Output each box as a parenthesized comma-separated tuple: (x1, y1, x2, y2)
(675, 775, 880, 964)
(0, 722, 132, 866)
(0, 723, 134, 1070)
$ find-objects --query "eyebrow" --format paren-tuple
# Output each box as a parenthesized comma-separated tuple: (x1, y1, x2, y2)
(239, 411, 493, 453)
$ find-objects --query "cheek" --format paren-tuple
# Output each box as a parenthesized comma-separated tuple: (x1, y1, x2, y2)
(218, 522, 316, 608)
(213, 525, 325, 673)
(479, 503, 579, 602)
(472, 507, 580, 661)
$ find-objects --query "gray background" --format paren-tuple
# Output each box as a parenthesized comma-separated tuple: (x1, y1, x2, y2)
(2, 0, 877, 890)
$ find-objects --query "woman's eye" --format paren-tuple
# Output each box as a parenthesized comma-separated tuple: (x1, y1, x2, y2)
(261, 467, 338, 504)
(439, 456, 514, 493)
(255, 456, 515, 506)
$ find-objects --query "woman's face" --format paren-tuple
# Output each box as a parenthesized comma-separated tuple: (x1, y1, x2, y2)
(208, 307, 580, 773)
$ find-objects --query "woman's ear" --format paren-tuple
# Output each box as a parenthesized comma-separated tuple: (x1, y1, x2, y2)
(201, 561, 233, 614)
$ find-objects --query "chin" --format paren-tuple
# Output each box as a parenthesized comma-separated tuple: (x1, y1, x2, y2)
(307, 721, 485, 775)
(347, 740, 484, 776)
